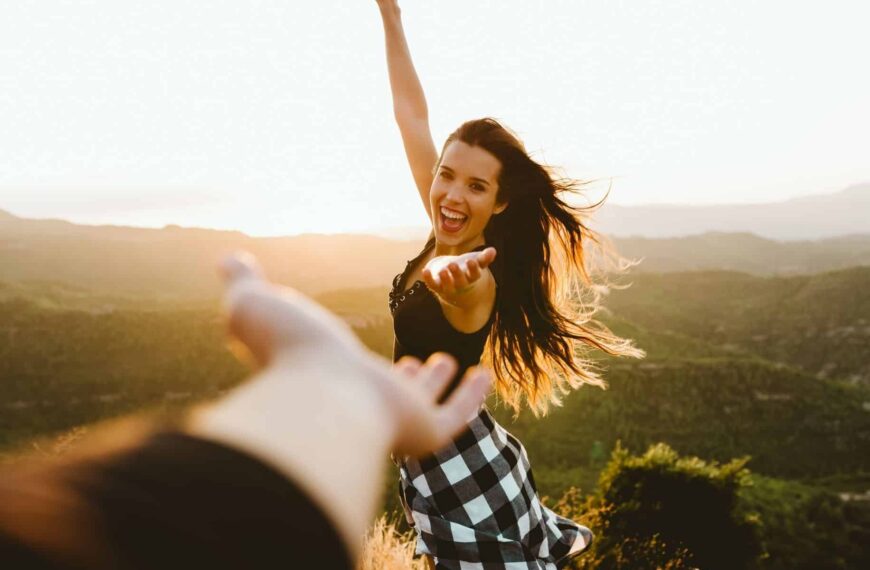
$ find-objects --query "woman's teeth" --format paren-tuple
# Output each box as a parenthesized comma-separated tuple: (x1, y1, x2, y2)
(440, 207, 467, 221)
(440, 207, 467, 232)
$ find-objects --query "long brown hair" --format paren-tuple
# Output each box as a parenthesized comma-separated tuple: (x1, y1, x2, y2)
(440, 118, 645, 415)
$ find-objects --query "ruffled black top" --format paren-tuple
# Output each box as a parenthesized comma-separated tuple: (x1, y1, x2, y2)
(389, 237, 496, 401)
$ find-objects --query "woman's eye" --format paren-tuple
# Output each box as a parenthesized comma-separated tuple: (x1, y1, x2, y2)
(470, 183, 484, 191)
(438, 171, 452, 179)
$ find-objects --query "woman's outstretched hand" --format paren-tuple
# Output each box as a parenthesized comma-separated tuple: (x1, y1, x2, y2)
(422, 247, 497, 298)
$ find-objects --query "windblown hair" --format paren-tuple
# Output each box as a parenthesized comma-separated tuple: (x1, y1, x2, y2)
(440, 118, 646, 415)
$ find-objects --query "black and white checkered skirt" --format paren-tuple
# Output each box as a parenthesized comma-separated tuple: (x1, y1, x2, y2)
(397, 407, 592, 569)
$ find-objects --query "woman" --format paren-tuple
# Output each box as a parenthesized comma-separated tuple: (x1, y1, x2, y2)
(376, 1, 645, 568)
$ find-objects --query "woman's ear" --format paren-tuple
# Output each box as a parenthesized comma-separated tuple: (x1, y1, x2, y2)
(493, 201, 509, 215)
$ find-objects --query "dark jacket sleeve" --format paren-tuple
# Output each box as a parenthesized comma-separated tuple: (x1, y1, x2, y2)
(0, 432, 353, 570)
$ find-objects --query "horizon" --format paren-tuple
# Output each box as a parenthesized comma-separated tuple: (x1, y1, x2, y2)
(2, 181, 867, 239)
(1, 0, 868, 236)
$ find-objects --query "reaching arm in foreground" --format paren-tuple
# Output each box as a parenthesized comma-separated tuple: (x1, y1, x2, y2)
(191, 252, 492, 553)
(0, 252, 492, 569)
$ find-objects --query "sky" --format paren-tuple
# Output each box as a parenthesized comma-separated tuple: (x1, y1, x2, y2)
(0, 0, 868, 236)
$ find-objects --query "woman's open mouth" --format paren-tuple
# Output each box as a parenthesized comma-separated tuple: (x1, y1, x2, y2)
(439, 206, 468, 233)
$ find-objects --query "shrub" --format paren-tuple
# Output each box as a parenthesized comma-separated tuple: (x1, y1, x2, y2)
(558, 442, 762, 569)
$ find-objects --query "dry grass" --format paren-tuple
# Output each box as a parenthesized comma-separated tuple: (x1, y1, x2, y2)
(358, 515, 427, 570)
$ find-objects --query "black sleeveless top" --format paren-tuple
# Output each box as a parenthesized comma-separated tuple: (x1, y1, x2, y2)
(390, 237, 496, 401)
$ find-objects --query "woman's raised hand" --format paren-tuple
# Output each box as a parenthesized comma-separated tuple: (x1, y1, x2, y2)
(375, 0, 400, 16)
(422, 247, 497, 297)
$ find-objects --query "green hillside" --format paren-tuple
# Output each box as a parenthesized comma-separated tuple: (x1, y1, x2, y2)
(0, 296, 245, 450)
(605, 267, 870, 386)
(0, 285, 397, 454)
(495, 358, 870, 493)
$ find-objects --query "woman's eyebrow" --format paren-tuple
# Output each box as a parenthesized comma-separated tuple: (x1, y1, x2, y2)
(440, 164, 491, 186)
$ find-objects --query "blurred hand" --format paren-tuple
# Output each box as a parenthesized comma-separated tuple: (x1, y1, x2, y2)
(219, 251, 361, 368)
(389, 354, 490, 456)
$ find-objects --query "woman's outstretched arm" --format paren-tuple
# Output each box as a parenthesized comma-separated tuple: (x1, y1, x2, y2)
(376, 0, 438, 217)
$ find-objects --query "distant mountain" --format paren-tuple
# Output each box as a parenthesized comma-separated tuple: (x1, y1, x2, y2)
(592, 183, 870, 240)
(0, 215, 422, 298)
(0, 209, 18, 221)
(615, 232, 870, 275)
(2, 208, 869, 298)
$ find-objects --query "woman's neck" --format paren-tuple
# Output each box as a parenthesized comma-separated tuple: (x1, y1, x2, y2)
(433, 235, 486, 257)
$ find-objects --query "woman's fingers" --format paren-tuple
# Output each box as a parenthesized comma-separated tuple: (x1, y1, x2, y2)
(422, 268, 441, 291)
(475, 247, 497, 270)
(448, 262, 469, 289)
(438, 267, 455, 293)
(465, 258, 482, 282)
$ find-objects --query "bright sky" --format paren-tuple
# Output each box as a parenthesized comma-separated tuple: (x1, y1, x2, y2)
(1, 0, 868, 236)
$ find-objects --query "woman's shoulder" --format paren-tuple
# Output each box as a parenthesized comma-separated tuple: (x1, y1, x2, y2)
(390, 234, 436, 299)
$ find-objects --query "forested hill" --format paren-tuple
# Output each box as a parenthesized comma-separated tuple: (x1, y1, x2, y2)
(605, 266, 870, 386)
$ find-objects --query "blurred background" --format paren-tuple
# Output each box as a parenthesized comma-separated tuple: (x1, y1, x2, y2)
(1, 1, 869, 568)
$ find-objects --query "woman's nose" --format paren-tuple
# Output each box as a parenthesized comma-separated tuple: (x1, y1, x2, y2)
(445, 183, 464, 203)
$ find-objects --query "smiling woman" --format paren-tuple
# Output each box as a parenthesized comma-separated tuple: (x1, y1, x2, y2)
(375, 0, 644, 568)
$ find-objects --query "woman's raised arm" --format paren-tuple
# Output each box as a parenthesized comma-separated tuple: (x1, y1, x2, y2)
(376, 0, 438, 218)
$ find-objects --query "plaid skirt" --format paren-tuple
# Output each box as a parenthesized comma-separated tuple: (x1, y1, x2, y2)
(397, 407, 593, 569)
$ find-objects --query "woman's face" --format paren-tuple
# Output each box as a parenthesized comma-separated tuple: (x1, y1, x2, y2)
(430, 140, 507, 248)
